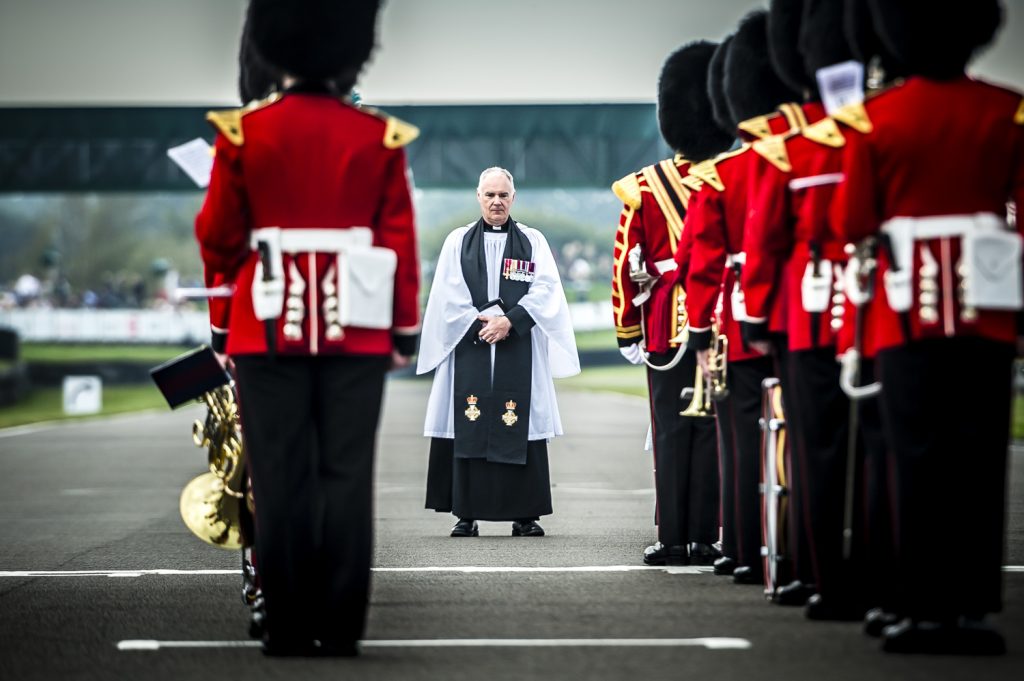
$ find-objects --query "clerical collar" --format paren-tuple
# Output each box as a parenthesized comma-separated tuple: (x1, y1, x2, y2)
(484, 218, 511, 233)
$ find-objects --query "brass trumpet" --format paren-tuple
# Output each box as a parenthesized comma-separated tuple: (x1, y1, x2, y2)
(180, 384, 249, 550)
(680, 321, 728, 417)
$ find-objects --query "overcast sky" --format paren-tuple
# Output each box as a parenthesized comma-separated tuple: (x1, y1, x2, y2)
(0, 0, 1021, 106)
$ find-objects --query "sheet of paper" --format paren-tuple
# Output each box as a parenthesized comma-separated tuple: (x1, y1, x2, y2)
(816, 60, 865, 116)
(167, 137, 214, 188)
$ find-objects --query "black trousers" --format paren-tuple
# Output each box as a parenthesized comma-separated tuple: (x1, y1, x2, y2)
(647, 350, 720, 547)
(787, 347, 865, 606)
(233, 354, 389, 645)
(857, 358, 898, 612)
(722, 356, 774, 572)
(716, 387, 738, 560)
(877, 337, 1013, 620)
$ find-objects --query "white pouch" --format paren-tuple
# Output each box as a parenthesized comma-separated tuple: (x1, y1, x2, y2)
(800, 259, 832, 313)
(730, 283, 748, 322)
(251, 228, 285, 321)
(883, 268, 913, 313)
(961, 227, 1023, 310)
(338, 246, 398, 329)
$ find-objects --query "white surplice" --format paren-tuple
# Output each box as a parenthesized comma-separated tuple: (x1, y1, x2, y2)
(416, 221, 580, 440)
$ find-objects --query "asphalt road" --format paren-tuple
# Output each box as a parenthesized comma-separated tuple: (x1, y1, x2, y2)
(0, 377, 1022, 680)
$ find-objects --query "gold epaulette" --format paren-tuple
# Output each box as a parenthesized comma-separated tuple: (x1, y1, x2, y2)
(751, 134, 792, 172)
(832, 102, 873, 134)
(802, 117, 845, 148)
(737, 114, 774, 140)
(205, 93, 282, 146)
(360, 105, 420, 148)
(687, 160, 725, 192)
(1014, 99, 1024, 125)
(612, 172, 643, 209)
(383, 116, 420, 148)
(205, 109, 244, 146)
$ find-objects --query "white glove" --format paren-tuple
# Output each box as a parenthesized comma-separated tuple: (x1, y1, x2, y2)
(619, 343, 644, 365)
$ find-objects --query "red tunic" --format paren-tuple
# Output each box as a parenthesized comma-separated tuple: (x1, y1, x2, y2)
(195, 93, 420, 356)
(611, 156, 697, 354)
(742, 101, 875, 352)
(678, 108, 802, 360)
(833, 76, 1024, 353)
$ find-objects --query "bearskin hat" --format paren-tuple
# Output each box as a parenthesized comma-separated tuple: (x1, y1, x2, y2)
(248, 0, 381, 83)
(867, 0, 1002, 79)
(238, 14, 277, 103)
(725, 10, 801, 124)
(708, 37, 737, 135)
(658, 41, 735, 161)
(798, 0, 856, 99)
(768, 0, 813, 96)
(843, 0, 907, 82)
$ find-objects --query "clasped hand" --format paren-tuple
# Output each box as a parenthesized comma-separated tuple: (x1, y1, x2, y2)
(478, 314, 511, 344)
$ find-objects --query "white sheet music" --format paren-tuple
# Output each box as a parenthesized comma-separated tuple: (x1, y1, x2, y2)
(166, 137, 214, 188)
(816, 60, 865, 116)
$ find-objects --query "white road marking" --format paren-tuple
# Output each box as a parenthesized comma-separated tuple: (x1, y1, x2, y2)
(0, 566, 713, 578)
(552, 486, 655, 495)
(117, 637, 752, 651)
(7, 566, 1023, 579)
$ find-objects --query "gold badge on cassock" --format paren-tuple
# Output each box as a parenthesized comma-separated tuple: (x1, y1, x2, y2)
(464, 394, 480, 422)
(501, 399, 518, 427)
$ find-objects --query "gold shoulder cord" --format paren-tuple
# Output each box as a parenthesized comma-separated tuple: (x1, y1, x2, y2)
(641, 161, 689, 252)
(1014, 99, 1024, 125)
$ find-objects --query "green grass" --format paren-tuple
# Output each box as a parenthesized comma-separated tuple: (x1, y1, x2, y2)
(558, 364, 647, 398)
(20, 343, 189, 363)
(573, 329, 618, 351)
(1015, 393, 1024, 441)
(0, 384, 168, 429)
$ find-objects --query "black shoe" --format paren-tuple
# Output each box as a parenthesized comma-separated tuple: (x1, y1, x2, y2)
(882, 617, 1006, 656)
(713, 556, 737, 576)
(643, 542, 688, 566)
(732, 565, 763, 585)
(773, 580, 815, 606)
(688, 542, 721, 566)
(864, 608, 901, 638)
(882, 618, 965, 654)
(450, 519, 479, 537)
(805, 593, 865, 621)
(511, 520, 545, 537)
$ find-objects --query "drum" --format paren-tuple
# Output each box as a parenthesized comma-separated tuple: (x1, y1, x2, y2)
(759, 377, 791, 599)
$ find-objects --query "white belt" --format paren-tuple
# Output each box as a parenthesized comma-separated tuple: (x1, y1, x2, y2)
(881, 212, 1005, 242)
(250, 226, 373, 253)
(725, 252, 746, 268)
(880, 212, 1005, 272)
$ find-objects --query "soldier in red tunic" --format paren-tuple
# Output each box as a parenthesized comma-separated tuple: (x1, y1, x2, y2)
(740, 0, 893, 621)
(680, 10, 802, 587)
(834, 0, 1019, 655)
(611, 42, 734, 566)
(195, 0, 420, 656)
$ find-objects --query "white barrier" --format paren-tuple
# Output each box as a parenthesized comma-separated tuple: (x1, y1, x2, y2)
(0, 302, 613, 342)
